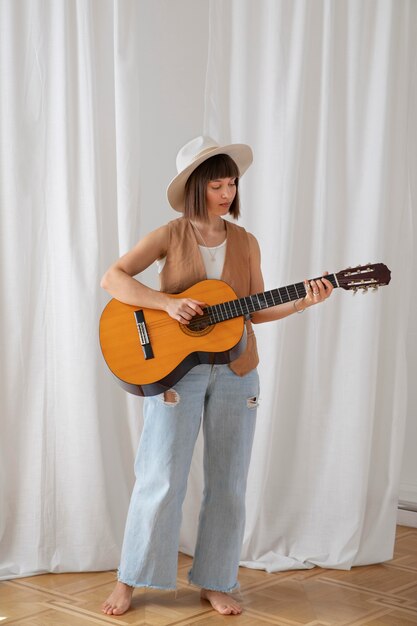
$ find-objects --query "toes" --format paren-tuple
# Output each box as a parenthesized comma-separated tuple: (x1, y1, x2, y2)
(218, 603, 242, 615)
(220, 607, 232, 615)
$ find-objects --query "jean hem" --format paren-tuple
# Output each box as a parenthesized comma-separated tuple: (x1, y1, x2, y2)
(188, 571, 240, 593)
(117, 572, 176, 590)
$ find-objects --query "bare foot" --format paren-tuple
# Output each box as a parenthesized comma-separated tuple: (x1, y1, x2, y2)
(201, 588, 242, 615)
(101, 581, 134, 615)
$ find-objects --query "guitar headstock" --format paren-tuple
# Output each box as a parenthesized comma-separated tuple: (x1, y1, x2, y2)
(336, 263, 391, 292)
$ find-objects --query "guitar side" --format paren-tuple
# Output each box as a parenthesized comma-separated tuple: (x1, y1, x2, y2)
(99, 280, 246, 397)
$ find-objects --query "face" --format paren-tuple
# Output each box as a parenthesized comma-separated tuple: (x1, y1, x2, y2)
(205, 177, 237, 216)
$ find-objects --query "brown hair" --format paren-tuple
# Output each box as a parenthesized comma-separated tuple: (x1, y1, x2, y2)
(184, 154, 240, 222)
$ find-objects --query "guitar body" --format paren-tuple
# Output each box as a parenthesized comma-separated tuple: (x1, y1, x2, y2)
(99, 263, 391, 397)
(99, 280, 246, 397)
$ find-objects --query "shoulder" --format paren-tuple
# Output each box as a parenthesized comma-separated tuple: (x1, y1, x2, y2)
(227, 220, 258, 242)
(247, 231, 261, 258)
(226, 220, 260, 256)
(164, 217, 193, 248)
(144, 218, 186, 250)
(128, 223, 171, 262)
(166, 216, 188, 232)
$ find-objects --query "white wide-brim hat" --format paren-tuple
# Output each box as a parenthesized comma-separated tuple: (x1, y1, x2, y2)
(167, 135, 253, 212)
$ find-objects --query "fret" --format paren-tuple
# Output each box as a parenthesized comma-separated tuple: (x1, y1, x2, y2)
(287, 284, 298, 301)
(295, 281, 306, 298)
(241, 296, 250, 314)
(273, 288, 283, 304)
(211, 305, 220, 323)
(248, 296, 254, 311)
(237, 299, 246, 316)
(280, 287, 289, 303)
(267, 292, 276, 306)
(259, 293, 268, 308)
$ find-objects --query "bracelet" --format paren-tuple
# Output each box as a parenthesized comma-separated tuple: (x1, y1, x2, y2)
(293, 298, 305, 314)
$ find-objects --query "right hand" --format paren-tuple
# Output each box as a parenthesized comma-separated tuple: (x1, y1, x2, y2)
(165, 297, 206, 325)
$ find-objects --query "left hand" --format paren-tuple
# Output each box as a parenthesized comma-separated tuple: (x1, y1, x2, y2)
(302, 271, 334, 308)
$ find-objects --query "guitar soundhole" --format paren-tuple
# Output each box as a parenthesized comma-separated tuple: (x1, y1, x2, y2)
(180, 317, 213, 337)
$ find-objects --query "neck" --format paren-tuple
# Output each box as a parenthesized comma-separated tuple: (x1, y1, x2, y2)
(190, 216, 225, 233)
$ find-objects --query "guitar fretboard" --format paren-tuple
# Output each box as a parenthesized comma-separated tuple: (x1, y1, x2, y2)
(205, 274, 338, 325)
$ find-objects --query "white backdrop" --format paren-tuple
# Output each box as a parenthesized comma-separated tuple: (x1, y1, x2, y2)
(0, 0, 415, 578)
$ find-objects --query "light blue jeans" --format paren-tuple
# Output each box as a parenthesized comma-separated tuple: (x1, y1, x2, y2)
(118, 364, 259, 592)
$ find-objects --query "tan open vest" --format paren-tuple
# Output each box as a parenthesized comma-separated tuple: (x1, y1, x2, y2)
(159, 217, 259, 376)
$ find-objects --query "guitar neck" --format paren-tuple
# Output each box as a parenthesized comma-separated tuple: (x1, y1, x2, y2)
(206, 274, 339, 324)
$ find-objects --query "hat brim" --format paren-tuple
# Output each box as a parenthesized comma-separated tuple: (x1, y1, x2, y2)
(166, 143, 253, 212)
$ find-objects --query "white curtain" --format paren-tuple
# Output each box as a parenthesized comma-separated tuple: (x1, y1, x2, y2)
(184, 0, 414, 571)
(0, 0, 415, 579)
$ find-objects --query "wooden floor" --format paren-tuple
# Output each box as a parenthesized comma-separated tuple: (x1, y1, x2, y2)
(1, 526, 416, 625)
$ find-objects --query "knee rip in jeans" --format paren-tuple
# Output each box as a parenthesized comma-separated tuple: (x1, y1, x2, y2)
(161, 389, 180, 406)
(247, 395, 259, 409)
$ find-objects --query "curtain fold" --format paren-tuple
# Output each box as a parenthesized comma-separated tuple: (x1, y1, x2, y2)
(180, 0, 415, 571)
(0, 0, 141, 577)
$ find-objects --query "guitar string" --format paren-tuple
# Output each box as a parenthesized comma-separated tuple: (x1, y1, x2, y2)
(141, 288, 308, 331)
(134, 274, 342, 333)
(140, 292, 299, 332)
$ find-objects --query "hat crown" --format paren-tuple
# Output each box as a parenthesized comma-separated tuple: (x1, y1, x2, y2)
(176, 136, 220, 174)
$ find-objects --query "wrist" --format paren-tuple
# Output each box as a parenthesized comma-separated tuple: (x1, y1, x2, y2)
(293, 298, 307, 314)
(162, 293, 174, 313)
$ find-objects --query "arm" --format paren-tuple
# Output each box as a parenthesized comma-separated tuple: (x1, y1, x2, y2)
(247, 233, 333, 324)
(100, 225, 205, 324)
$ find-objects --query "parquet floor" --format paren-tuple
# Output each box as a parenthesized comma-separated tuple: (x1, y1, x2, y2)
(1, 526, 416, 625)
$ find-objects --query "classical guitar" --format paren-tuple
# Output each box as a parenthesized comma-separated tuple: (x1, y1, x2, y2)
(99, 263, 391, 397)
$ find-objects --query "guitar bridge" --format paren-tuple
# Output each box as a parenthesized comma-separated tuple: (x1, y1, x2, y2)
(134, 310, 154, 360)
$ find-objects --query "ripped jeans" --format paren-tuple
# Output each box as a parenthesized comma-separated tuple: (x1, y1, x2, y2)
(118, 364, 259, 592)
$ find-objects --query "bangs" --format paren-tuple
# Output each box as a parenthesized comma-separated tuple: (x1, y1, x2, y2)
(196, 154, 240, 181)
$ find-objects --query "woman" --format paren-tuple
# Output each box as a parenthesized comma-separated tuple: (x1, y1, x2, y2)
(101, 136, 333, 616)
